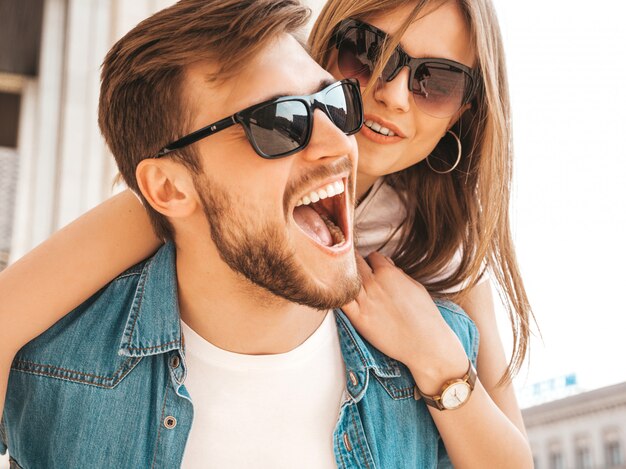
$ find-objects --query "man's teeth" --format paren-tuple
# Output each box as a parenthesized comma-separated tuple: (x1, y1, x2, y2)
(295, 180, 345, 207)
(320, 214, 345, 245)
(364, 119, 396, 137)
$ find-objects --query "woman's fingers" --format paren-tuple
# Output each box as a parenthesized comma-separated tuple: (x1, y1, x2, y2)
(366, 251, 395, 271)
(341, 299, 360, 321)
(356, 251, 402, 297)
(343, 255, 375, 321)
(355, 253, 373, 280)
(367, 252, 426, 290)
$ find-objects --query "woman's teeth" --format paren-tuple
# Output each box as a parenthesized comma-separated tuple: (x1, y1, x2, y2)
(295, 180, 345, 207)
(364, 119, 396, 136)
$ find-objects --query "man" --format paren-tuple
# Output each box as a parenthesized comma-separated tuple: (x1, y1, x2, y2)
(0, 1, 477, 467)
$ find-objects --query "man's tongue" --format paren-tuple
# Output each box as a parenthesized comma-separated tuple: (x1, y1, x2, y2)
(293, 205, 333, 247)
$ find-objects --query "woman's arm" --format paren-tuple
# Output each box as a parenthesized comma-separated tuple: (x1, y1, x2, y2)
(342, 252, 533, 469)
(457, 280, 527, 436)
(0, 189, 161, 417)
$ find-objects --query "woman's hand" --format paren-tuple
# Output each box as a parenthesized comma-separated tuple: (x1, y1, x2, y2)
(342, 251, 468, 393)
(342, 253, 534, 469)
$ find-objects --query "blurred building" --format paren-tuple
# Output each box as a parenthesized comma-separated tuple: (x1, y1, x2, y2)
(0, 0, 42, 269)
(523, 381, 626, 469)
(0, 0, 325, 269)
(518, 373, 583, 409)
(1, 0, 173, 267)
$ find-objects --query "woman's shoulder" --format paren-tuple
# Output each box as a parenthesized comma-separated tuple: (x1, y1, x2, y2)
(429, 249, 490, 294)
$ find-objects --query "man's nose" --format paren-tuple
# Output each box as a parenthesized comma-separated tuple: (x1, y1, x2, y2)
(299, 108, 357, 163)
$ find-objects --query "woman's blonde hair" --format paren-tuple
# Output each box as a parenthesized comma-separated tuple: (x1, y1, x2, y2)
(309, 0, 534, 384)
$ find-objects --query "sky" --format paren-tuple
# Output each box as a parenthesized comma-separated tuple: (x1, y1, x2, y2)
(488, 0, 626, 404)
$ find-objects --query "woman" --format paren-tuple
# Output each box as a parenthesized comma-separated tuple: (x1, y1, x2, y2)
(0, 0, 534, 466)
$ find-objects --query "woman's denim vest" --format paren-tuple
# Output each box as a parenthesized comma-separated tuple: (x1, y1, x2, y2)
(0, 243, 478, 468)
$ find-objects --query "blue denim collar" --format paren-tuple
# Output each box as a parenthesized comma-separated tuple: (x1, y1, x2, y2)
(116, 242, 403, 390)
(333, 309, 403, 401)
(118, 242, 183, 357)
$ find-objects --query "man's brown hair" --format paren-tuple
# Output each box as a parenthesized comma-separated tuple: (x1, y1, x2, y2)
(98, 0, 310, 240)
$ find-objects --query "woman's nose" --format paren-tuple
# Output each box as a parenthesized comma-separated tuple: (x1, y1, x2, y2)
(372, 67, 412, 113)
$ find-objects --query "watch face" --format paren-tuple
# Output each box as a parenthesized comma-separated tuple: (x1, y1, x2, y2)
(441, 382, 471, 410)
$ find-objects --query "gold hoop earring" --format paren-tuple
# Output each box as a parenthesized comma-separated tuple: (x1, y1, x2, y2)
(426, 130, 462, 175)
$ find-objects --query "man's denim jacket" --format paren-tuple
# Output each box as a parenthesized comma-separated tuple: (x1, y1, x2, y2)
(1, 243, 479, 468)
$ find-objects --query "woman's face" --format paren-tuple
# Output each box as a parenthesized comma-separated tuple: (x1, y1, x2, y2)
(326, 1, 476, 193)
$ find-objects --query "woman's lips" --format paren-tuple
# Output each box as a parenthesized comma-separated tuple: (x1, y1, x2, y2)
(360, 124, 405, 144)
(360, 114, 406, 144)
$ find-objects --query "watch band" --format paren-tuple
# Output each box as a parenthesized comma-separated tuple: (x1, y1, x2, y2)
(413, 359, 477, 410)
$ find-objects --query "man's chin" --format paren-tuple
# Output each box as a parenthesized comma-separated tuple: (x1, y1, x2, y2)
(195, 177, 360, 310)
(289, 257, 360, 309)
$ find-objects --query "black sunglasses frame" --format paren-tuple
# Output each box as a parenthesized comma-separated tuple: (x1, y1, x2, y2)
(153, 78, 363, 160)
(332, 19, 481, 108)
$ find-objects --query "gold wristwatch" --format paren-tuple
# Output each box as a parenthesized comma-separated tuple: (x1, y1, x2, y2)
(413, 360, 477, 411)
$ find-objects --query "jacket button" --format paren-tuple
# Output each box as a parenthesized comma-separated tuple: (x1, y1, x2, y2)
(348, 371, 358, 387)
(164, 416, 177, 429)
(171, 355, 180, 369)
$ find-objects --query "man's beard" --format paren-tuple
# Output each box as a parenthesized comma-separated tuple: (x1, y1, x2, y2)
(193, 175, 360, 310)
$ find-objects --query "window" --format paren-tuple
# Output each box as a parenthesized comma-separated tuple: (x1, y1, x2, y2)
(574, 435, 593, 469)
(0, 91, 21, 148)
(575, 446, 592, 469)
(606, 440, 623, 468)
(0, 78, 21, 270)
(0, 0, 45, 77)
(565, 373, 577, 387)
(549, 451, 564, 469)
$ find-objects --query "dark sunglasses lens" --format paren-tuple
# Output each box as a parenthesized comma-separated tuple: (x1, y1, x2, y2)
(338, 26, 400, 86)
(323, 82, 362, 135)
(337, 27, 376, 85)
(411, 63, 469, 118)
(247, 100, 309, 157)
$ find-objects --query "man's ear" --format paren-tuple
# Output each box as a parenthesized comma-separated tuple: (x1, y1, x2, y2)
(135, 158, 198, 219)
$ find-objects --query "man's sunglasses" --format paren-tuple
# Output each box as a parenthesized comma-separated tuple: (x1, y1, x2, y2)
(332, 19, 480, 118)
(154, 79, 363, 159)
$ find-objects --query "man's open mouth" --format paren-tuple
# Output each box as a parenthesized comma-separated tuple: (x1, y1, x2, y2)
(292, 178, 349, 250)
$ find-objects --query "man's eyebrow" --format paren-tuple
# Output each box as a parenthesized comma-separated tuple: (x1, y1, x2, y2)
(262, 78, 337, 102)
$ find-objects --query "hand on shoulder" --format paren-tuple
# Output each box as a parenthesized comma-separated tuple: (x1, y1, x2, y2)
(342, 252, 469, 393)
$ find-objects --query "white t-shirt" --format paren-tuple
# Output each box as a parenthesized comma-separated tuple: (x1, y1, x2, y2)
(180, 311, 346, 469)
(355, 177, 488, 293)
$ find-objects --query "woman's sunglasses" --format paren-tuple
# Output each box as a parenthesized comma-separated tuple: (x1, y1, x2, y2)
(154, 79, 363, 160)
(332, 19, 480, 118)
